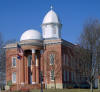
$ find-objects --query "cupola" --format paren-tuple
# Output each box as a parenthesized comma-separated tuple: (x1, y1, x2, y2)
(42, 6, 62, 39)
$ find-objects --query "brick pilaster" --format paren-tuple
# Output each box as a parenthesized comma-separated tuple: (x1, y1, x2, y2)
(20, 56, 25, 84)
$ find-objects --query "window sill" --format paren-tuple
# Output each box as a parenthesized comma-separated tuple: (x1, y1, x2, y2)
(50, 64, 54, 66)
(11, 66, 16, 68)
(50, 80, 54, 82)
(12, 82, 16, 85)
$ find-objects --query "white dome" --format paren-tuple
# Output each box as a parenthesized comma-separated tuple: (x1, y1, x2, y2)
(42, 10, 60, 24)
(20, 29, 42, 41)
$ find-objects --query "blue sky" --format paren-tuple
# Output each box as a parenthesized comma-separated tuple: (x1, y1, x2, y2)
(0, 0, 100, 43)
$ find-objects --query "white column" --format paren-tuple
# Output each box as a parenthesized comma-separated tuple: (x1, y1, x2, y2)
(32, 49, 35, 53)
(32, 49, 36, 84)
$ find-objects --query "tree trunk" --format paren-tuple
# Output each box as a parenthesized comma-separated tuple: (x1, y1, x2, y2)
(90, 81, 93, 92)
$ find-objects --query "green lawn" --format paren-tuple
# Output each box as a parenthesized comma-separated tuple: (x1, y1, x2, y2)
(2, 89, 100, 92)
(29, 89, 100, 92)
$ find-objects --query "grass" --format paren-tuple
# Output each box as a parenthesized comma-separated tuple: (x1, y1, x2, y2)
(30, 89, 100, 92)
(2, 89, 100, 92)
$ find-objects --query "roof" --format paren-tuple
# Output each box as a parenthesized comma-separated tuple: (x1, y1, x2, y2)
(20, 29, 42, 41)
(42, 10, 60, 24)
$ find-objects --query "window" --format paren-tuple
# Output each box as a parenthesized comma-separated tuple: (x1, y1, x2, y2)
(73, 58, 75, 69)
(52, 24, 56, 34)
(12, 72, 16, 83)
(40, 71, 44, 81)
(74, 72, 76, 81)
(71, 72, 74, 82)
(63, 54, 66, 65)
(70, 56, 73, 67)
(64, 70, 66, 81)
(65, 55, 68, 65)
(53, 30, 56, 34)
(50, 54, 55, 65)
(67, 71, 69, 81)
(50, 70, 54, 81)
(43, 30, 45, 35)
(12, 57, 16, 67)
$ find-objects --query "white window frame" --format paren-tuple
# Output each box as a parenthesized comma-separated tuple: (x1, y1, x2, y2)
(12, 57, 16, 67)
(50, 54, 55, 65)
(50, 70, 54, 81)
(12, 72, 16, 83)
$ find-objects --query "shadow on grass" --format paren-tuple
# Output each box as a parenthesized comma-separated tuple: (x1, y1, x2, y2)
(29, 89, 100, 92)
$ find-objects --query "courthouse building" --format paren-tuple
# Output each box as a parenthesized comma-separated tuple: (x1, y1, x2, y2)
(5, 8, 90, 90)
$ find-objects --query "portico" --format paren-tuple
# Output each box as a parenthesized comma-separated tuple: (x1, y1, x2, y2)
(18, 39, 43, 85)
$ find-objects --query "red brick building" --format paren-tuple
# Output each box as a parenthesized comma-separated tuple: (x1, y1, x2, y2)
(5, 8, 90, 90)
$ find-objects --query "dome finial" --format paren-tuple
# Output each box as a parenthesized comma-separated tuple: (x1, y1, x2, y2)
(50, 5, 53, 10)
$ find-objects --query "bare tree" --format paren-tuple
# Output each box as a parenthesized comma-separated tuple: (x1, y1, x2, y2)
(0, 32, 16, 89)
(78, 19, 100, 92)
(0, 32, 5, 72)
(0, 32, 6, 89)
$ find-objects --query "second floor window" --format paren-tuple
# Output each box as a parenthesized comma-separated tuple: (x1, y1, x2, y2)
(12, 57, 16, 67)
(50, 54, 55, 65)
(63, 54, 66, 65)
(66, 55, 69, 65)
